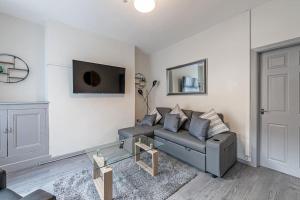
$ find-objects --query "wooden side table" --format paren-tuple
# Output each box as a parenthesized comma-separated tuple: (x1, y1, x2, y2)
(135, 141, 159, 176)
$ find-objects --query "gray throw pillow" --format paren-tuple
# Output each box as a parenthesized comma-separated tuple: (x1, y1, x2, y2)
(163, 113, 180, 132)
(189, 116, 211, 141)
(140, 114, 157, 126)
(170, 104, 188, 128)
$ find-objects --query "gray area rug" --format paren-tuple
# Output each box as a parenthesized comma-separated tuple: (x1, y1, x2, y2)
(52, 152, 198, 200)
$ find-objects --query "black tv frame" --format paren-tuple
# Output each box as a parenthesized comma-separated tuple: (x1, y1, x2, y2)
(72, 60, 125, 94)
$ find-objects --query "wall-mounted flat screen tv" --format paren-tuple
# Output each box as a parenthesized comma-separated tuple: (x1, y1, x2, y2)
(73, 60, 125, 94)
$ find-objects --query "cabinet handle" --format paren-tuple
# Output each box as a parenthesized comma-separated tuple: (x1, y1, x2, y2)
(3, 128, 8, 134)
(8, 128, 12, 134)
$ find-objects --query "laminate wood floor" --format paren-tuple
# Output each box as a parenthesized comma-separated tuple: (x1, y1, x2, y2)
(6, 155, 300, 200)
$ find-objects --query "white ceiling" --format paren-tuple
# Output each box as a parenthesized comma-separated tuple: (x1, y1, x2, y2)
(0, 0, 271, 53)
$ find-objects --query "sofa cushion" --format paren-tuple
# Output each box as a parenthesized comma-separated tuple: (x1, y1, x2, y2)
(149, 108, 162, 124)
(189, 117, 210, 141)
(140, 114, 157, 126)
(163, 114, 180, 132)
(183, 110, 223, 131)
(200, 109, 229, 138)
(182, 109, 193, 130)
(169, 104, 188, 127)
(157, 107, 172, 125)
(154, 128, 206, 153)
(118, 124, 162, 139)
(0, 189, 22, 200)
(157, 108, 224, 127)
(192, 111, 224, 122)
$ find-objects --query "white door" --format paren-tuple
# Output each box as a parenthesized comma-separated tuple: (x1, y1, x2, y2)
(260, 45, 300, 178)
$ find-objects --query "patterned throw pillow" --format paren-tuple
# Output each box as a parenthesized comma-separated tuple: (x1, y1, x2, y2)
(150, 108, 162, 124)
(200, 109, 229, 138)
(170, 104, 188, 127)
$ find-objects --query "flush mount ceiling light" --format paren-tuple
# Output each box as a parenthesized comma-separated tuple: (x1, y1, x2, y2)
(124, 0, 156, 13)
(134, 0, 156, 13)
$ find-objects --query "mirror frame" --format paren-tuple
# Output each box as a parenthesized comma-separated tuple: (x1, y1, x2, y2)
(166, 59, 207, 96)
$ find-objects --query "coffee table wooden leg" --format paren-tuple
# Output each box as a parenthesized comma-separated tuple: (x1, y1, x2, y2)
(135, 144, 140, 162)
(102, 167, 113, 200)
(93, 159, 101, 179)
(152, 150, 158, 176)
(93, 159, 113, 200)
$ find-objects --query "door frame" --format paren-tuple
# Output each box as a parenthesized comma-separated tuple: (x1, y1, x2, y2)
(250, 37, 300, 167)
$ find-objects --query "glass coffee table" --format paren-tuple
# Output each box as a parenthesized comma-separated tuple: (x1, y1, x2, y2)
(86, 135, 164, 200)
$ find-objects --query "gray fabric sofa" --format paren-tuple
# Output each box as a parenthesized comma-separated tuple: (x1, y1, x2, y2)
(0, 168, 56, 200)
(118, 107, 237, 177)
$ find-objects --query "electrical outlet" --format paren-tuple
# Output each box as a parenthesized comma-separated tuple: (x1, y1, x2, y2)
(244, 155, 251, 162)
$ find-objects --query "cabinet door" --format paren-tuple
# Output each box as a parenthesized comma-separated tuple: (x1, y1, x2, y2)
(8, 109, 46, 157)
(0, 110, 7, 158)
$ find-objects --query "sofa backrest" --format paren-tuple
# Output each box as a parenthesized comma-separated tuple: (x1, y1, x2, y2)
(156, 107, 224, 131)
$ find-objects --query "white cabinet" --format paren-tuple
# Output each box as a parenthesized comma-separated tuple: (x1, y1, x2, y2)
(0, 102, 49, 169)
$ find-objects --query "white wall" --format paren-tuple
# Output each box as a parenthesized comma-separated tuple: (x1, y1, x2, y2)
(252, 0, 300, 49)
(0, 14, 45, 101)
(149, 12, 251, 160)
(135, 48, 151, 121)
(45, 22, 135, 156)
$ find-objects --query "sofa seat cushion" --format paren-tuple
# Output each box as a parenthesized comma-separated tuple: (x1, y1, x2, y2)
(0, 189, 22, 200)
(118, 125, 162, 139)
(154, 128, 206, 153)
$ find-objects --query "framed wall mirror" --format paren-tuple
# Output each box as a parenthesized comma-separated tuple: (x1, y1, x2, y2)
(167, 59, 207, 95)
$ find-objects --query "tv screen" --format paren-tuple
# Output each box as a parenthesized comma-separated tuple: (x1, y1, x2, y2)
(73, 60, 125, 94)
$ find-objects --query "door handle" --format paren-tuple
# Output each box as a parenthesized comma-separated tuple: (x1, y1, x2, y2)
(3, 128, 8, 134)
(260, 109, 269, 115)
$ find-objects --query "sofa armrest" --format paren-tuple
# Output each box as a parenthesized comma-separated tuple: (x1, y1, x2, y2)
(20, 189, 56, 200)
(206, 131, 237, 177)
(0, 168, 6, 190)
(207, 131, 236, 149)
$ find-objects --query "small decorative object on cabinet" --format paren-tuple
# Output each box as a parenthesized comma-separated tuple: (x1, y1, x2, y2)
(0, 54, 30, 83)
(0, 102, 50, 172)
